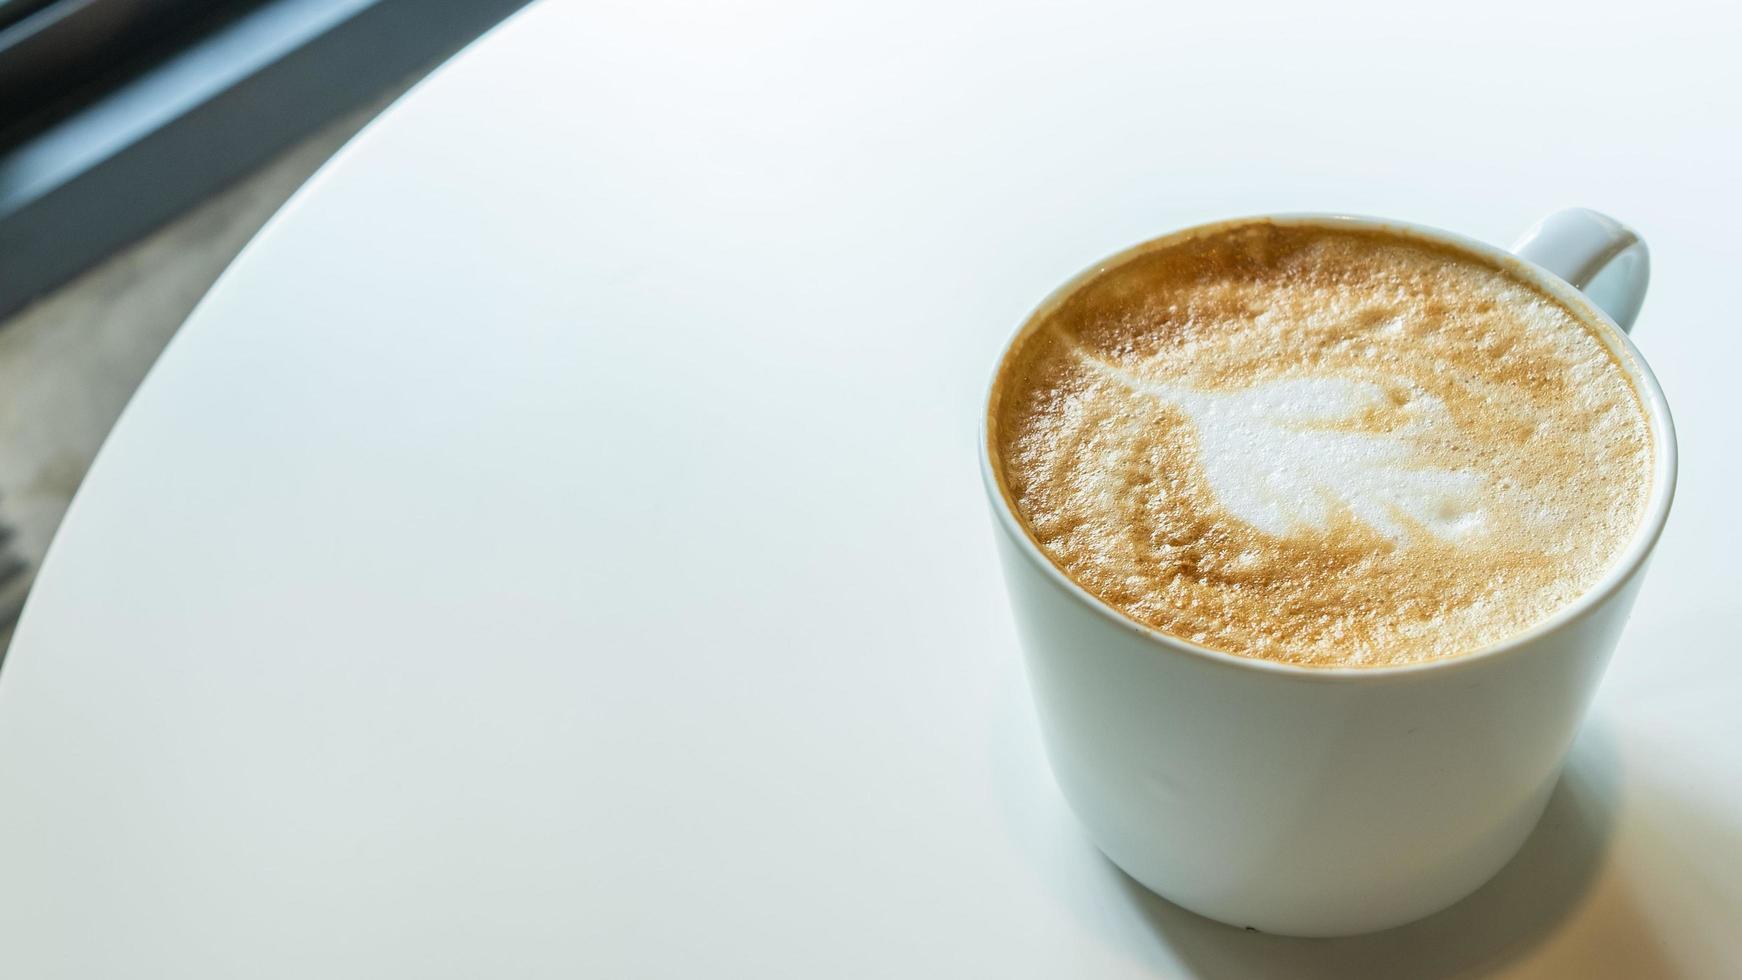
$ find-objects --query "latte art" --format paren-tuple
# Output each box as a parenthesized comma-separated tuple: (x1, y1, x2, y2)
(1074, 349, 1487, 545)
(989, 222, 1654, 667)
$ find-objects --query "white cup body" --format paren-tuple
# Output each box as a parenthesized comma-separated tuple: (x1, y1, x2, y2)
(981, 215, 1676, 937)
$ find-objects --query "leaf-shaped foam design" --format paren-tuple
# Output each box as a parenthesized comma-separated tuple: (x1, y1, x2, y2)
(1074, 348, 1487, 545)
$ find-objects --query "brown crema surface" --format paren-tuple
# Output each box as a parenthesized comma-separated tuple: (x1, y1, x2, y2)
(989, 222, 1653, 667)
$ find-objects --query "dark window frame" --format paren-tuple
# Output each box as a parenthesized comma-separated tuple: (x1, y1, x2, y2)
(0, 0, 256, 137)
(0, 0, 529, 320)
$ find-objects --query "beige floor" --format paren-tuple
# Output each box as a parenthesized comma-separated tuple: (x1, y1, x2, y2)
(0, 77, 421, 656)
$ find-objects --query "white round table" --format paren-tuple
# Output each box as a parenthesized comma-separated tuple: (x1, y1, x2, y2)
(2, 2, 1738, 975)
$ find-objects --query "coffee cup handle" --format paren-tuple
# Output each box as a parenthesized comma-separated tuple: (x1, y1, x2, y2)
(1511, 208, 1650, 332)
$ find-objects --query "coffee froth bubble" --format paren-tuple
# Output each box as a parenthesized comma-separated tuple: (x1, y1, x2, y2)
(989, 222, 1653, 667)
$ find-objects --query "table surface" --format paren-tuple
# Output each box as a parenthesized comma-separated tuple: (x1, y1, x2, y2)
(2, 1, 1739, 976)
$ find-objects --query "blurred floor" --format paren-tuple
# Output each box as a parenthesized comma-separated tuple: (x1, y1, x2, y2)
(0, 74, 423, 658)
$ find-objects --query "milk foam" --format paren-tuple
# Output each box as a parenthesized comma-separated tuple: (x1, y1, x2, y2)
(1077, 350, 1488, 545)
(991, 222, 1654, 667)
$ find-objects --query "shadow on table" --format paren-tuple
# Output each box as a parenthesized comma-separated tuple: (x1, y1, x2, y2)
(1109, 724, 1674, 979)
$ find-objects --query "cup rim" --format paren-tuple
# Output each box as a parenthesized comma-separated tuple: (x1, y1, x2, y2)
(980, 212, 1678, 682)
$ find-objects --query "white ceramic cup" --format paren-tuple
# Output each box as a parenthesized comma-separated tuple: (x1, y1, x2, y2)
(980, 210, 1676, 937)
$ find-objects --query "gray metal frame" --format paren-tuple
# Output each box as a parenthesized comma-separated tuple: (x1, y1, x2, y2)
(0, 0, 529, 319)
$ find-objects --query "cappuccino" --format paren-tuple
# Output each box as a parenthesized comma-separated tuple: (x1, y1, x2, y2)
(988, 221, 1654, 667)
